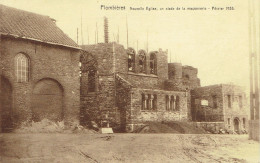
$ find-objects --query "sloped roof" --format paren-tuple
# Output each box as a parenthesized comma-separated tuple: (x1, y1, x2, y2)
(0, 4, 79, 49)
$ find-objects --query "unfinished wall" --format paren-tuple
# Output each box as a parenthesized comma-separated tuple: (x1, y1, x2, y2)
(81, 44, 119, 128)
(191, 84, 249, 133)
(191, 85, 224, 122)
(157, 49, 168, 89)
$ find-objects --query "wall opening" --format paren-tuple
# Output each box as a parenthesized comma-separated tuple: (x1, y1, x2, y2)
(138, 50, 146, 73)
(88, 66, 97, 92)
(152, 94, 157, 110)
(32, 78, 63, 122)
(127, 48, 135, 72)
(227, 95, 231, 108)
(1, 76, 13, 132)
(233, 118, 239, 133)
(150, 52, 157, 74)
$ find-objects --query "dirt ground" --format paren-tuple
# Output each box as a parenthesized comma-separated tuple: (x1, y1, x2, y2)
(0, 133, 259, 163)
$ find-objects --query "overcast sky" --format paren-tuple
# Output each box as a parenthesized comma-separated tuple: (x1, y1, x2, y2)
(0, 0, 251, 90)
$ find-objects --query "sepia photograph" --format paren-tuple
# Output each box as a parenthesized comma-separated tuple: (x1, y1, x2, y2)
(0, 0, 259, 162)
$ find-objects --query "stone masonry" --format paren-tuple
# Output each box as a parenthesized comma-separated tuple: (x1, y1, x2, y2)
(80, 43, 199, 132)
(191, 84, 248, 133)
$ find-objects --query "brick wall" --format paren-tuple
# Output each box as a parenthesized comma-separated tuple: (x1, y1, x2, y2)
(1, 36, 80, 129)
(0, 34, 2, 132)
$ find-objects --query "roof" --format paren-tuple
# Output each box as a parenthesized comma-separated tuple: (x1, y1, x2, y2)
(0, 4, 79, 49)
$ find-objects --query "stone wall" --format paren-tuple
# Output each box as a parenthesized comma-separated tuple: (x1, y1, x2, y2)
(191, 85, 224, 122)
(167, 63, 200, 91)
(81, 43, 114, 75)
(191, 122, 225, 133)
(80, 43, 201, 131)
(157, 49, 168, 89)
(191, 84, 249, 132)
(222, 84, 248, 132)
(129, 88, 188, 131)
(222, 84, 248, 117)
(119, 73, 159, 89)
(0, 36, 80, 129)
(80, 43, 119, 127)
(115, 74, 132, 131)
(168, 63, 182, 80)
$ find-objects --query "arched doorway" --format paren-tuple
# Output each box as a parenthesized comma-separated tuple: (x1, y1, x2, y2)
(31, 78, 63, 122)
(1, 76, 13, 132)
(234, 118, 240, 133)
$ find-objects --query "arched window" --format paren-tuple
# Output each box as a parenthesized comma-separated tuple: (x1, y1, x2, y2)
(138, 50, 146, 73)
(166, 95, 169, 111)
(152, 94, 157, 110)
(15, 53, 29, 82)
(150, 52, 157, 74)
(88, 66, 97, 92)
(127, 48, 135, 72)
(170, 95, 175, 111)
(242, 118, 246, 128)
(141, 93, 146, 110)
(175, 96, 180, 111)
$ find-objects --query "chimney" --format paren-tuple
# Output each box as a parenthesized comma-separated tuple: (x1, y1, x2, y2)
(104, 17, 109, 43)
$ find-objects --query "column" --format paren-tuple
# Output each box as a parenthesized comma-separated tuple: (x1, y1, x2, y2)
(144, 94, 148, 110)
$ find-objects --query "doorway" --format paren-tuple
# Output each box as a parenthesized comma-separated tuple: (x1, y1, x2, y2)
(233, 118, 239, 133)
(1, 76, 13, 132)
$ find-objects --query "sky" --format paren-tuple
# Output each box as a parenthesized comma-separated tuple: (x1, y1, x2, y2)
(0, 0, 252, 90)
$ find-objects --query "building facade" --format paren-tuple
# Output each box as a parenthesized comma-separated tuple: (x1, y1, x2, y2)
(0, 4, 249, 133)
(80, 43, 200, 132)
(191, 84, 248, 133)
(0, 5, 81, 132)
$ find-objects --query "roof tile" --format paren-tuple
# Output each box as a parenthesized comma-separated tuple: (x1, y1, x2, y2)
(0, 4, 79, 48)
